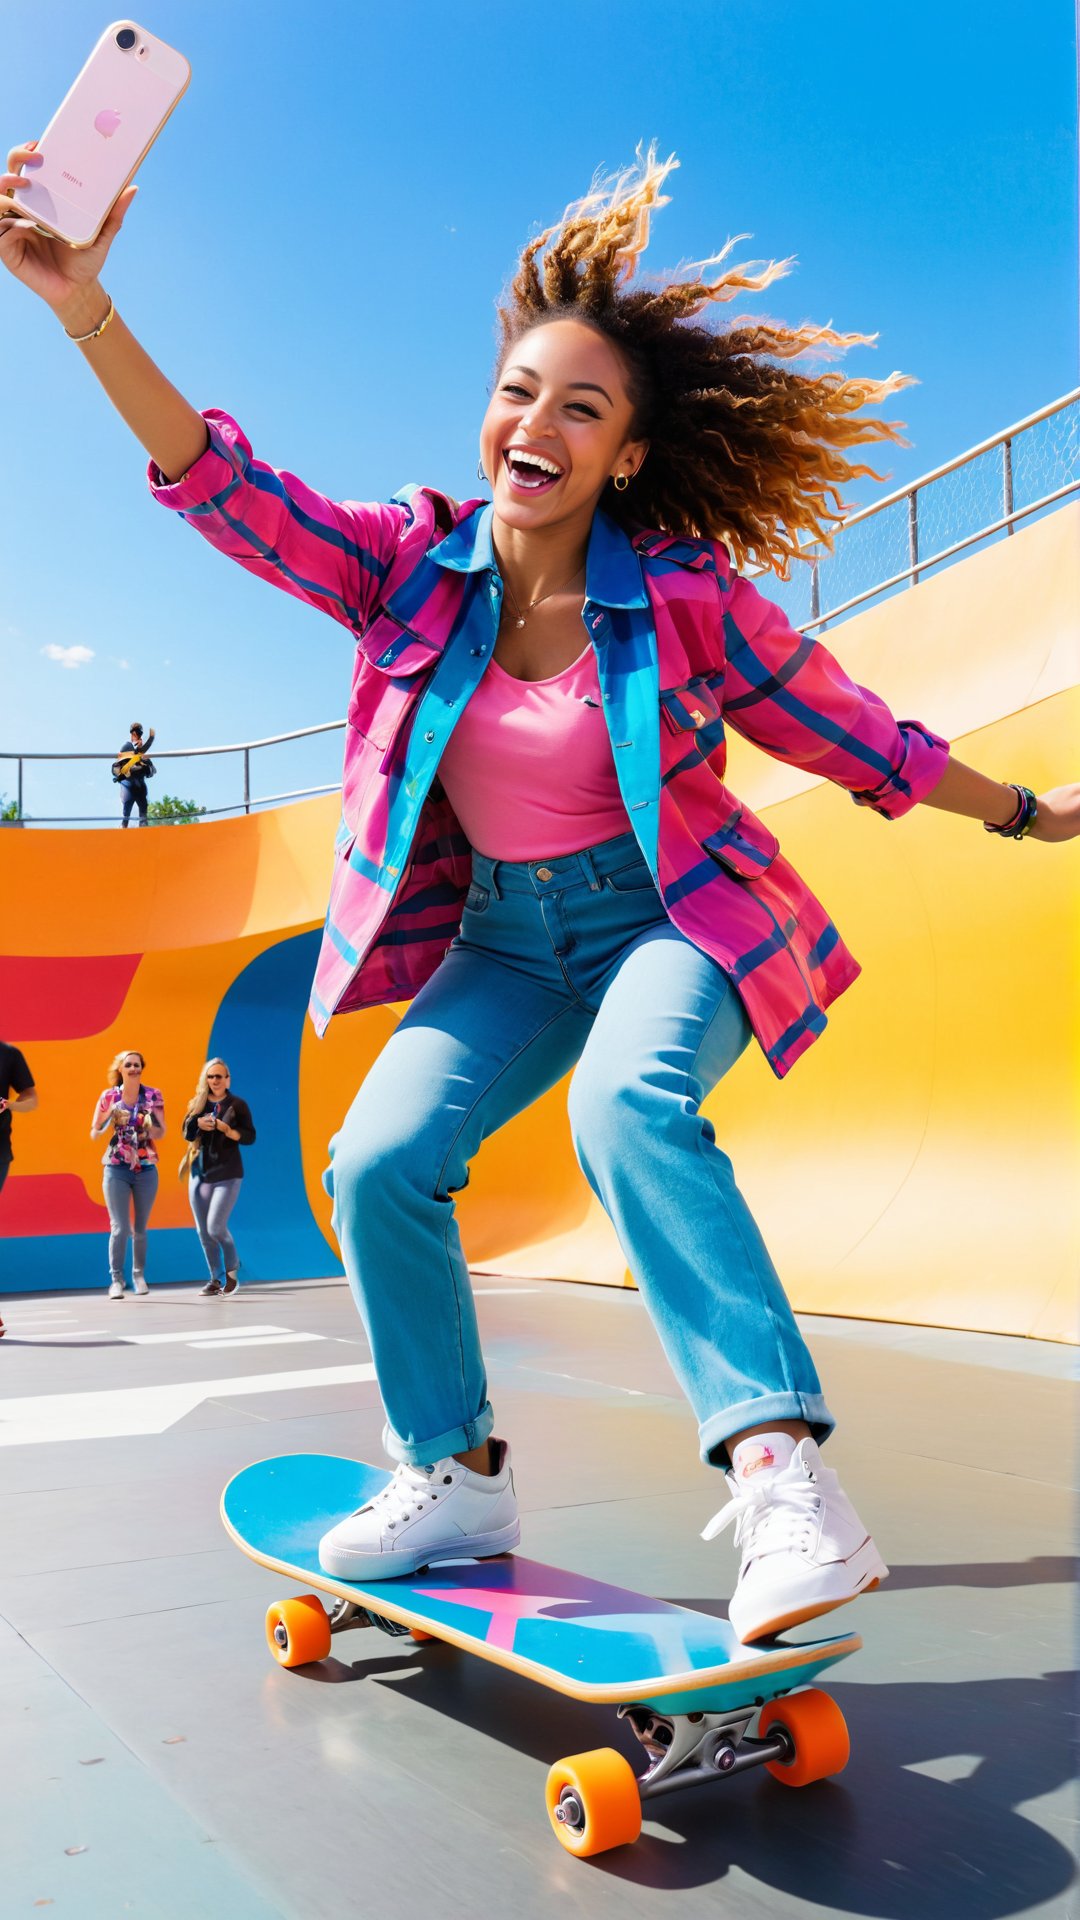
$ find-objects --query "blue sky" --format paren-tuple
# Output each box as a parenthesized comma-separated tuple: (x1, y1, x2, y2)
(2, 0, 1076, 820)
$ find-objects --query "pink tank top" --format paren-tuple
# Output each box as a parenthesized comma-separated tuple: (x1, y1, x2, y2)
(437, 644, 631, 860)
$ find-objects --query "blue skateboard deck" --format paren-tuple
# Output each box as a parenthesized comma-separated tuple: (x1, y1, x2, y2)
(221, 1452, 860, 1714)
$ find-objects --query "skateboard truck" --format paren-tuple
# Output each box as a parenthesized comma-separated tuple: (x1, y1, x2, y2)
(327, 1597, 423, 1641)
(616, 1702, 795, 1800)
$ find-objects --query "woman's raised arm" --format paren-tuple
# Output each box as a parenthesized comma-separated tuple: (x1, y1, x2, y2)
(1, 142, 208, 480)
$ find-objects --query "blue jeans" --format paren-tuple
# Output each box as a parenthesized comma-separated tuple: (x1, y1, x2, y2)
(120, 781, 148, 826)
(189, 1175, 242, 1281)
(325, 830, 833, 1468)
(102, 1164, 159, 1282)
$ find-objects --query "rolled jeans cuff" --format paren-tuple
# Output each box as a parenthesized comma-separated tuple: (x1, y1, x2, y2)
(698, 1390, 835, 1468)
(381, 1400, 495, 1468)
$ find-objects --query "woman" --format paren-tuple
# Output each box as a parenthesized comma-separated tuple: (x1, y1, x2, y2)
(4, 145, 1076, 1641)
(89, 1049, 165, 1297)
(181, 1058, 256, 1296)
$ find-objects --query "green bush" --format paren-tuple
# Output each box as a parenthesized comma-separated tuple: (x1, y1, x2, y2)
(147, 794, 207, 825)
(0, 795, 21, 823)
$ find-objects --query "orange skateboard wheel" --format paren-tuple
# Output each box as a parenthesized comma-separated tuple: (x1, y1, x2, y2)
(760, 1688, 850, 1786)
(265, 1594, 332, 1668)
(545, 1747, 642, 1857)
(409, 1628, 434, 1643)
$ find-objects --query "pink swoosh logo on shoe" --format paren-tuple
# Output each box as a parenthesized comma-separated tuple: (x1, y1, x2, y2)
(739, 1445, 775, 1478)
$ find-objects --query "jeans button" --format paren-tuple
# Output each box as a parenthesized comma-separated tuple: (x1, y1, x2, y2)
(536, 867, 553, 882)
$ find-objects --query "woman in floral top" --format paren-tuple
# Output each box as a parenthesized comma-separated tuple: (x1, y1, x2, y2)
(90, 1048, 166, 1297)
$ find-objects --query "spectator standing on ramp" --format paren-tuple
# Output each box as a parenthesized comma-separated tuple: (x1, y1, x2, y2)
(112, 721, 155, 827)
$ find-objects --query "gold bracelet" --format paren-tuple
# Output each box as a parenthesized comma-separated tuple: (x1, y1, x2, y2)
(65, 294, 115, 344)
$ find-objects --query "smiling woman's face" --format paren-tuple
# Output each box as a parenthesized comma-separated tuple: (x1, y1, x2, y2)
(480, 318, 648, 534)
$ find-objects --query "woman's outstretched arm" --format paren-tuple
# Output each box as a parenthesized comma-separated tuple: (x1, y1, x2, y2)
(2, 139, 409, 631)
(54, 282, 208, 482)
(918, 758, 1079, 841)
(1, 143, 207, 480)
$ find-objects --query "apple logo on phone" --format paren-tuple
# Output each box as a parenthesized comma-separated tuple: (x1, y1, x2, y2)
(94, 108, 122, 139)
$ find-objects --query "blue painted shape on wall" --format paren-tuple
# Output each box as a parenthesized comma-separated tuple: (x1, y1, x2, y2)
(207, 929, 343, 1283)
(2, 930, 343, 1294)
(5, 1227, 208, 1294)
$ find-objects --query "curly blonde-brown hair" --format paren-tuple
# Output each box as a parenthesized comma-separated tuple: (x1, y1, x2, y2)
(496, 146, 912, 577)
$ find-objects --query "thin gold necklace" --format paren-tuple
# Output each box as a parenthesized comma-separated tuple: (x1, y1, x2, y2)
(501, 565, 585, 630)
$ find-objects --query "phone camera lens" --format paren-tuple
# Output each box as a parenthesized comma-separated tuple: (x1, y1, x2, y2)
(116, 27, 137, 50)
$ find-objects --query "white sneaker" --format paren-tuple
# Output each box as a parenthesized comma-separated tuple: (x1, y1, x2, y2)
(108, 1280, 124, 1299)
(132, 1275, 149, 1296)
(318, 1440, 520, 1582)
(704, 1437, 888, 1643)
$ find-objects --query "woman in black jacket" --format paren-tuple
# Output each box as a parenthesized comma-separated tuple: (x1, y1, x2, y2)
(181, 1059, 256, 1296)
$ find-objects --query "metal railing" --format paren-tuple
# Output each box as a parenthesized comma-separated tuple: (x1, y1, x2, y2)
(0, 722, 346, 827)
(764, 387, 1079, 632)
(3, 389, 1077, 826)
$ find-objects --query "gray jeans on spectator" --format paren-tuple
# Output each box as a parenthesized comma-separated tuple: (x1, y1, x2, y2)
(103, 1165, 159, 1284)
(189, 1176, 242, 1282)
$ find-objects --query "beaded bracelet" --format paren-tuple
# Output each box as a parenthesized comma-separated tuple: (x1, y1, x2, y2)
(983, 784, 1038, 840)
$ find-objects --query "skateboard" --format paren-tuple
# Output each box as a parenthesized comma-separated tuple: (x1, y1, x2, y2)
(222, 1453, 861, 1859)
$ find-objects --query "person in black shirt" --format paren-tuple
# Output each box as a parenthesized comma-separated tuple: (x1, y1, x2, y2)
(112, 721, 155, 828)
(181, 1058, 256, 1296)
(1, 1039, 37, 1338)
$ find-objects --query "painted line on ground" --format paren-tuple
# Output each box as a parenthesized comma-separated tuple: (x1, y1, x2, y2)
(2, 1323, 295, 1346)
(118, 1324, 291, 1346)
(472, 1287, 543, 1295)
(2, 1329, 103, 1340)
(0, 1361, 379, 1446)
(186, 1333, 324, 1351)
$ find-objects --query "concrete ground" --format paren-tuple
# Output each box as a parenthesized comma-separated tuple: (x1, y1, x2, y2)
(0, 1276, 1075, 1920)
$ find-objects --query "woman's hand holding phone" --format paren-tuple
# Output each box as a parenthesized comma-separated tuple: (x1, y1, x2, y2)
(1, 26, 207, 484)
(0, 142, 135, 323)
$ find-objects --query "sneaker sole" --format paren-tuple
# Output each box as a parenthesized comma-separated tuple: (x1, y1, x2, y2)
(319, 1517, 521, 1584)
(737, 1554, 889, 1643)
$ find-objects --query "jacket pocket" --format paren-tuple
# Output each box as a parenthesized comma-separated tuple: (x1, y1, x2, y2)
(348, 611, 440, 751)
(660, 674, 724, 736)
(704, 806, 779, 879)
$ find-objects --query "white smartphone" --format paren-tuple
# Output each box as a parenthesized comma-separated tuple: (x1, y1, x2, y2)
(11, 20, 190, 248)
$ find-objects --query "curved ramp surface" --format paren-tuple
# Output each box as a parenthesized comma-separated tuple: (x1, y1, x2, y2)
(1, 505, 1076, 1340)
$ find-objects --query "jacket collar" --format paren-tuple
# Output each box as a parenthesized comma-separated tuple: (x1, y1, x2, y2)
(432, 503, 649, 611)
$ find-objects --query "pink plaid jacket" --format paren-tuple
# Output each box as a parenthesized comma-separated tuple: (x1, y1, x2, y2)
(150, 412, 949, 1077)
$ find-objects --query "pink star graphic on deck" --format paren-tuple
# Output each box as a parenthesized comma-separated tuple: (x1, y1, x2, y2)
(412, 1586, 573, 1653)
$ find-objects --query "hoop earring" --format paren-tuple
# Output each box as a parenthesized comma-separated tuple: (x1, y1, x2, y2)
(477, 459, 486, 482)
(613, 472, 630, 492)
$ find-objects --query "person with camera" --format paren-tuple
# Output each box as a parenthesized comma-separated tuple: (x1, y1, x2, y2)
(180, 1059, 256, 1296)
(89, 1048, 165, 1296)
(112, 721, 155, 827)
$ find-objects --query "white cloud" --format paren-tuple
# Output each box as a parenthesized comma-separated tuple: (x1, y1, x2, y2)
(42, 643, 95, 670)
(110, 656, 131, 671)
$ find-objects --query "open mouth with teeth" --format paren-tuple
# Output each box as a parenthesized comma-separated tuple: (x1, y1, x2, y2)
(502, 448, 565, 494)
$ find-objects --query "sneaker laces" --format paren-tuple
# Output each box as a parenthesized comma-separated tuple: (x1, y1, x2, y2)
(701, 1468, 822, 1562)
(356, 1460, 456, 1532)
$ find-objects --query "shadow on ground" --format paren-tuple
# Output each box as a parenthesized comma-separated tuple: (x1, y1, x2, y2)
(306, 1631, 1075, 1916)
